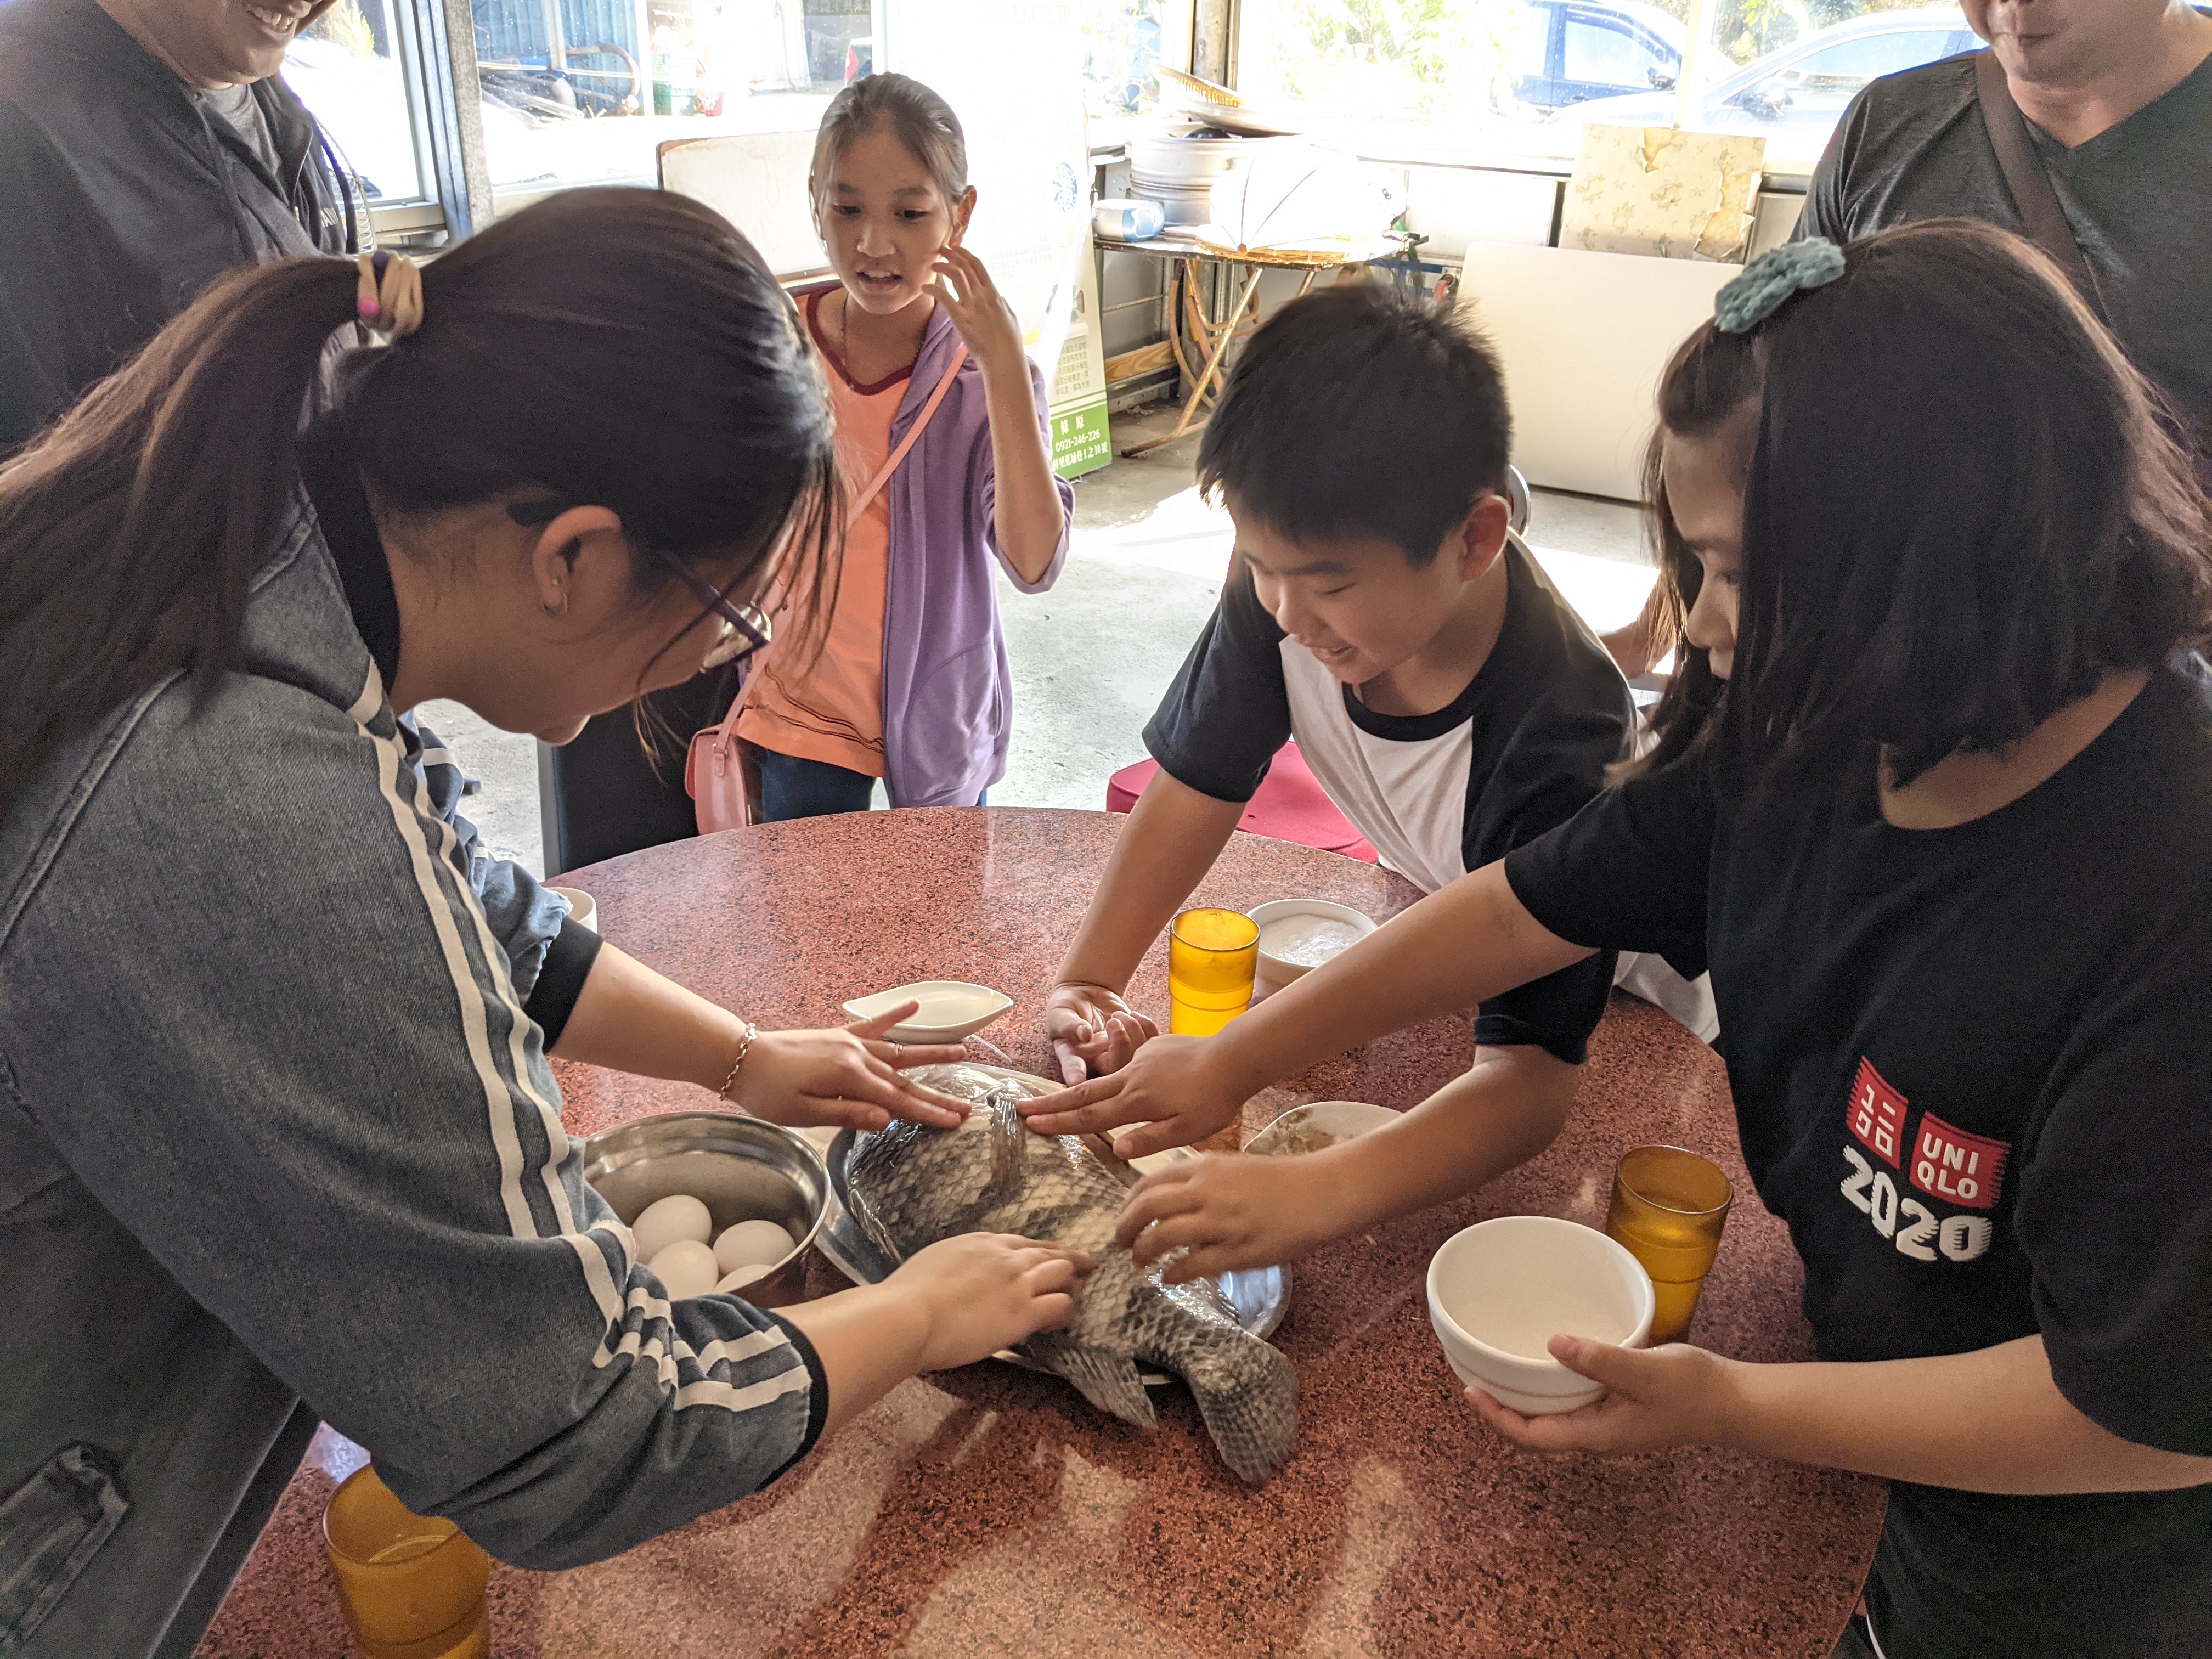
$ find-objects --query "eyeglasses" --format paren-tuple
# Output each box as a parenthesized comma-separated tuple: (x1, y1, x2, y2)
(673, 569, 773, 670)
(506, 501, 772, 672)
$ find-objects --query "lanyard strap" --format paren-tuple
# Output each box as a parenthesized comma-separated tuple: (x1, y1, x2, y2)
(706, 340, 972, 749)
(849, 343, 968, 518)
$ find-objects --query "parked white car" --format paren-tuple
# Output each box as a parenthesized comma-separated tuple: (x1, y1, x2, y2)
(1548, 8, 1980, 162)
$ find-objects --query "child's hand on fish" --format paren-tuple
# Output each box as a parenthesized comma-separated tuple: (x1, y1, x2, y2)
(1114, 1152, 1340, 1283)
(1018, 1032, 1248, 1159)
(1045, 980, 1158, 1084)
(734, 1005, 973, 1131)
(893, 1233, 1094, 1372)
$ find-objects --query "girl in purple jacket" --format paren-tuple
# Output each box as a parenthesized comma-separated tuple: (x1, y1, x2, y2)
(733, 73, 1072, 819)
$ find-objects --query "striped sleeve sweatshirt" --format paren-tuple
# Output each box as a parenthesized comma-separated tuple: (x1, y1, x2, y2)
(0, 483, 826, 1659)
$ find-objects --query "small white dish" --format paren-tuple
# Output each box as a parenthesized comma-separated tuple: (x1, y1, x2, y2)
(1124, 1145, 1198, 1178)
(1244, 899, 1375, 1001)
(841, 980, 1013, 1043)
(1426, 1215, 1655, 1415)
(1244, 1100, 1399, 1157)
(548, 886, 597, 933)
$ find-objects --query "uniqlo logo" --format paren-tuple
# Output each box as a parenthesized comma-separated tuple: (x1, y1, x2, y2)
(1911, 1113, 2010, 1211)
(1846, 1057, 1908, 1167)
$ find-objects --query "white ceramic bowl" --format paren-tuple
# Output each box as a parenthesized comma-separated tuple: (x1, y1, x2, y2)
(548, 886, 597, 933)
(1244, 1100, 1399, 1156)
(1244, 899, 1376, 1000)
(1425, 1216, 1655, 1415)
(840, 980, 1014, 1043)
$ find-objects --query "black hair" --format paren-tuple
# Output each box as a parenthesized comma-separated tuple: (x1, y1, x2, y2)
(1195, 280, 1511, 567)
(810, 72, 970, 229)
(0, 188, 839, 817)
(1634, 218, 2211, 791)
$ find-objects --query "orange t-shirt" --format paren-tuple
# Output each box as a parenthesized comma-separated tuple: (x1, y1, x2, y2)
(735, 289, 909, 777)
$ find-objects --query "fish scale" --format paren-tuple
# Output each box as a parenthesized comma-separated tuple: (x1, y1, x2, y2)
(844, 1064, 1297, 1483)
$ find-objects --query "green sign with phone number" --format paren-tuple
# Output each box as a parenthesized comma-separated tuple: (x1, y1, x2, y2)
(1051, 398, 1112, 480)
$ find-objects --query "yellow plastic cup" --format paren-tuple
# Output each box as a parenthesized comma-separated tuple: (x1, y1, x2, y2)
(1604, 1144, 1734, 1344)
(323, 1465, 492, 1659)
(1168, 907, 1260, 1036)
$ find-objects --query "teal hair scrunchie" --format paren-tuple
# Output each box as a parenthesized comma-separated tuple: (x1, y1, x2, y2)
(1713, 239, 1848, 334)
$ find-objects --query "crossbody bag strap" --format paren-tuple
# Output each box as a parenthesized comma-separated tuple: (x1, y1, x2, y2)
(704, 343, 970, 758)
(848, 343, 968, 520)
(1974, 49, 2106, 319)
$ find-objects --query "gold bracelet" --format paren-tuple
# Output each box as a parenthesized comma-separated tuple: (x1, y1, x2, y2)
(718, 1022, 758, 1103)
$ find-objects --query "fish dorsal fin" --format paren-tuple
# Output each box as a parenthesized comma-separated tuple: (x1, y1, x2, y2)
(983, 1086, 1026, 1209)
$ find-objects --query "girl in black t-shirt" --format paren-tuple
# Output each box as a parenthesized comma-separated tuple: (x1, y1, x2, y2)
(1029, 221, 2212, 1659)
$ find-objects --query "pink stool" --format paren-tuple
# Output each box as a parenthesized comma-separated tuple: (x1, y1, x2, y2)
(1105, 742, 1379, 864)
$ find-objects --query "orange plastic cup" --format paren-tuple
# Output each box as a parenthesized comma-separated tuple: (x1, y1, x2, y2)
(1604, 1144, 1735, 1344)
(323, 1465, 491, 1659)
(1168, 907, 1260, 1036)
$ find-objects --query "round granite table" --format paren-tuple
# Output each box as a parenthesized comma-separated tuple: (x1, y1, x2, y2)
(198, 808, 1883, 1659)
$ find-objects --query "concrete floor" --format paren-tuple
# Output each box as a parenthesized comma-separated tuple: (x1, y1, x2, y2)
(422, 402, 1655, 877)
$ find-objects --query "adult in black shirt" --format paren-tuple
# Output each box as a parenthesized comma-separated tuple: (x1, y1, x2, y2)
(1037, 225, 2212, 1657)
(0, 0, 362, 452)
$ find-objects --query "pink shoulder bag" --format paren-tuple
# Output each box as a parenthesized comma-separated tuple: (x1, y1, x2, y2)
(685, 343, 969, 833)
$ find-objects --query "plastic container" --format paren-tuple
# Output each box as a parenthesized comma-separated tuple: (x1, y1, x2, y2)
(1093, 198, 1166, 242)
(323, 1465, 491, 1659)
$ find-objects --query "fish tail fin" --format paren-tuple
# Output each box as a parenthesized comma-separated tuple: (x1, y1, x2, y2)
(1149, 1324, 1297, 1485)
(1028, 1334, 1157, 1431)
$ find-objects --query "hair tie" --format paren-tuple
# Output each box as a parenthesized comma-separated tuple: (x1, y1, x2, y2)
(1713, 239, 1847, 335)
(355, 249, 425, 339)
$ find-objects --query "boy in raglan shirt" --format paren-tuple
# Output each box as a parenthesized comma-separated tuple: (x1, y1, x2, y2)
(1034, 281, 1640, 1272)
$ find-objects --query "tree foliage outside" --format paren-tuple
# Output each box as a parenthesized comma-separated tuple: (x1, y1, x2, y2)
(1080, 0, 1167, 116)
(1254, 0, 1948, 114)
(1643, 0, 1948, 65)
(1254, 0, 1534, 118)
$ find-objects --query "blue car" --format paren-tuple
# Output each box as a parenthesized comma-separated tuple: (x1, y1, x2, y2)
(1511, 0, 1689, 114)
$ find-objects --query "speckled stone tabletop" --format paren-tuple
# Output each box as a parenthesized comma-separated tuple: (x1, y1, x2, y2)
(198, 808, 1883, 1659)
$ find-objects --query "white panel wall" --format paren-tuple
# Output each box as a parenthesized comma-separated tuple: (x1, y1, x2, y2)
(657, 131, 822, 278)
(1459, 241, 1736, 501)
(1749, 191, 1807, 258)
(1402, 165, 1561, 259)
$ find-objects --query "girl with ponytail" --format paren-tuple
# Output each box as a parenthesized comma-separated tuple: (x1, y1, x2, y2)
(0, 189, 1087, 1658)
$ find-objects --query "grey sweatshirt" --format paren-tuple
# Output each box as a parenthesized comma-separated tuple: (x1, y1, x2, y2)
(0, 490, 826, 1658)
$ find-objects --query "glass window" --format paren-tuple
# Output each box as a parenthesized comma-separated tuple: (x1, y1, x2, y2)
(1231, 0, 1570, 154)
(472, 0, 840, 196)
(286, 0, 424, 202)
(1793, 27, 1961, 80)
(1080, 0, 1171, 120)
(1497, 3, 1975, 170)
(1740, 27, 1959, 120)
(1561, 15, 1658, 86)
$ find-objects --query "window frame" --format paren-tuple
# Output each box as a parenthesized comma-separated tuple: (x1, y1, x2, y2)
(385, 0, 473, 238)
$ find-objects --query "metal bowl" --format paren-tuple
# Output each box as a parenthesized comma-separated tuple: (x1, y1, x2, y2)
(580, 1111, 828, 1309)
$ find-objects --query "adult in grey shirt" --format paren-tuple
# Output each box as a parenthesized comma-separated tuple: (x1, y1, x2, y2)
(0, 0, 360, 450)
(1797, 0, 2210, 435)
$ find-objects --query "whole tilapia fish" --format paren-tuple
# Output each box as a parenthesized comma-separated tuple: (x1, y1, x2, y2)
(843, 1063, 1296, 1483)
